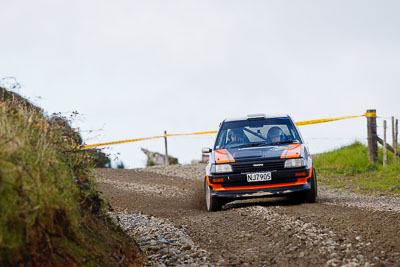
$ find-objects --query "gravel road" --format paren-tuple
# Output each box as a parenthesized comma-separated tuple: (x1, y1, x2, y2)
(95, 164, 400, 266)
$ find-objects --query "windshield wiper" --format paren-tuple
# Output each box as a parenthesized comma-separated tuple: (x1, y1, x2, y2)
(270, 140, 299, 145)
(230, 140, 299, 149)
(230, 142, 269, 149)
(248, 142, 270, 147)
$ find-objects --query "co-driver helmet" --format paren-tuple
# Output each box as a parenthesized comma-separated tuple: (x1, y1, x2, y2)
(267, 126, 284, 142)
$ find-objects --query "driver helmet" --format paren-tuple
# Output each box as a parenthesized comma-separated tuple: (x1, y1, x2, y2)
(228, 128, 245, 143)
(267, 126, 284, 142)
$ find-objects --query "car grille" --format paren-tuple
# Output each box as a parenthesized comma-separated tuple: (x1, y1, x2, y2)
(231, 159, 286, 173)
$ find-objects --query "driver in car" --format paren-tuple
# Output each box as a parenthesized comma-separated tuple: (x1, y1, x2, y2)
(267, 126, 285, 143)
(226, 128, 246, 147)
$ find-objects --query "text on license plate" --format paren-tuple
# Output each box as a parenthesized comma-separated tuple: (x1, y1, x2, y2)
(247, 172, 272, 182)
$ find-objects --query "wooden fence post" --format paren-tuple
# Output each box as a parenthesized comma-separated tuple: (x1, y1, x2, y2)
(383, 120, 387, 167)
(393, 117, 397, 164)
(164, 130, 169, 165)
(396, 119, 398, 164)
(367, 109, 378, 163)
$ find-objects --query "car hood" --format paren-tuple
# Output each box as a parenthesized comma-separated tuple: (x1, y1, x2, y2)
(214, 144, 304, 163)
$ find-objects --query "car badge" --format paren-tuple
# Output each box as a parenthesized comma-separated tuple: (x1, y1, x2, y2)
(253, 163, 263, 167)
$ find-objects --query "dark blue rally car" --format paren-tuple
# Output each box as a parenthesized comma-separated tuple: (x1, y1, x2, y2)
(202, 114, 317, 211)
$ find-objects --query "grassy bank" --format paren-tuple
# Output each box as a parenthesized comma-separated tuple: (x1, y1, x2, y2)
(313, 142, 400, 195)
(0, 88, 142, 266)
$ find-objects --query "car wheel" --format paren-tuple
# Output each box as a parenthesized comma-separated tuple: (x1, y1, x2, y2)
(304, 168, 317, 203)
(205, 180, 222, 211)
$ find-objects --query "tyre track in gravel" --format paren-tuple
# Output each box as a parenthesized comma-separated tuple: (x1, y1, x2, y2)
(95, 165, 400, 266)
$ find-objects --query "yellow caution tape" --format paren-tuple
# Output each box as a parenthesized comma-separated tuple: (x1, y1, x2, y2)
(295, 112, 376, 126)
(77, 112, 376, 150)
(364, 112, 377, 117)
(165, 130, 218, 137)
(77, 131, 218, 150)
(77, 135, 164, 150)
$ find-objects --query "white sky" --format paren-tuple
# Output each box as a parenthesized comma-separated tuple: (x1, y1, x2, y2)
(1, 0, 399, 168)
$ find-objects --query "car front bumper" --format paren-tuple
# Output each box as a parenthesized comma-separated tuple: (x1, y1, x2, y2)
(206, 167, 313, 199)
(209, 183, 311, 199)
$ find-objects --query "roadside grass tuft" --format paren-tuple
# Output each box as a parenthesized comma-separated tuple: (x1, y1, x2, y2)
(314, 142, 400, 195)
(0, 89, 142, 266)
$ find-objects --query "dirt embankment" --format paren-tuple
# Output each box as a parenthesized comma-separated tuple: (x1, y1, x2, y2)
(95, 164, 400, 266)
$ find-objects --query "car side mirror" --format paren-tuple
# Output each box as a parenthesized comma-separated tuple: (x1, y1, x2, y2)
(202, 147, 212, 153)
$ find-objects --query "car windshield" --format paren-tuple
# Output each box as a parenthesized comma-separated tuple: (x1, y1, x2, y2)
(214, 117, 302, 150)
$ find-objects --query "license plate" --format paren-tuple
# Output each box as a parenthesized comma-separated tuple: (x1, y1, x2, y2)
(247, 172, 272, 182)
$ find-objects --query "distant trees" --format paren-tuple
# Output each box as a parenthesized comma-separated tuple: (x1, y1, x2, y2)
(116, 161, 125, 169)
(91, 150, 111, 168)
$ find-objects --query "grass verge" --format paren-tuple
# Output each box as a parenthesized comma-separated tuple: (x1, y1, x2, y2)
(313, 142, 400, 195)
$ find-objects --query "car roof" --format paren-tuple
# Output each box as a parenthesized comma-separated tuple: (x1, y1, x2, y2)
(223, 113, 289, 123)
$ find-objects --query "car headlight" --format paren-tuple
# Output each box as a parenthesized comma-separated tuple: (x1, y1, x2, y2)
(284, 158, 306, 168)
(211, 164, 233, 173)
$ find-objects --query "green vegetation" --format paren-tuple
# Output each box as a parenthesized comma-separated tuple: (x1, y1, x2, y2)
(168, 155, 179, 165)
(92, 150, 111, 168)
(314, 142, 400, 195)
(146, 157, 155, 167)
(0, 88, 140, 266)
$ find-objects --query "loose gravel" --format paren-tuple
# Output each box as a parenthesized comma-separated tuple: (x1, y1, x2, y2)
(144, 164, 206, 181)
(319, 188, 400, 213)
(99, 177, 187, 198)
(111, 210, 208, 266)
(247, 206, 371, 266)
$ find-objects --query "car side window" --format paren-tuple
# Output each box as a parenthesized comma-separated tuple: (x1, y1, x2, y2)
(215, 129, 227, 149)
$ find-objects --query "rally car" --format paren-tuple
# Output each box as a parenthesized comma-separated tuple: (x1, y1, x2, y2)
(202, 114, 317, 211)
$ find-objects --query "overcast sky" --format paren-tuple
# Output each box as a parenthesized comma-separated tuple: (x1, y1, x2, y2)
(1, 0, 399, 168)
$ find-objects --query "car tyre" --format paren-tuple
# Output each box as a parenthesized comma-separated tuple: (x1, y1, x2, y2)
(304, 168, 317, 203)
(205, 180, 222, 211)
